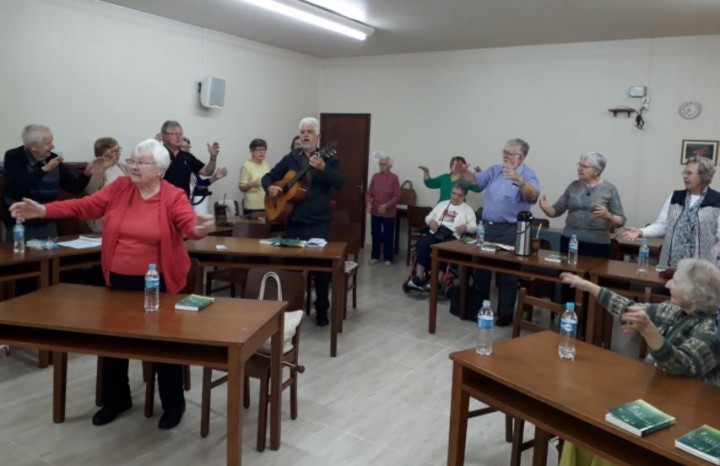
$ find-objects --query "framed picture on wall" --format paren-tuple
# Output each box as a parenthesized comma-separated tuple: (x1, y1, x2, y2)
(681, 139, 719, 165)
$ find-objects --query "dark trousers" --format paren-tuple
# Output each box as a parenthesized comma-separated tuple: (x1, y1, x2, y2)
(370, 215, 395, 262)
(415, 232, 447, 272)
(474, 223, 518, 320)
(286, 221, 331, 315)
(103, 273, 184, 412)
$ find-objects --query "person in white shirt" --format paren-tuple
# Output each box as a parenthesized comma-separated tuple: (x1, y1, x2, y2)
(406, 183, 476, 291)
(623, 156, 720, 266)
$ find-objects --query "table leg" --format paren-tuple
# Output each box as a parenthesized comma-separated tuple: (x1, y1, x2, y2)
(531, 427, 551, 466)
(52, 351, 67, 423)
(459, 266, 468, 320)
(394, 212, 400, 254)
(428, 246, 439, 334)
(447, 364, 469, 466)
(330, 258, 343, 357)
(227, 346, 243, 466)
(269, 312, 282, 450)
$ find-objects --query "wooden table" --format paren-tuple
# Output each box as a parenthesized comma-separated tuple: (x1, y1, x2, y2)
(448, 331, 720, 466)
(0, 246, 50, 295)
(614, 235, 663, 262)
(0, 284, 284, 466)
(208, 216, 286, 237)
(186, 236, 347, 356)
(428, 241, 607, 334)
(586, 259, 668, 348)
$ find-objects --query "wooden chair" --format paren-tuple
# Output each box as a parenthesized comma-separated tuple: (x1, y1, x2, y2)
(200, 269, 306, 451)
(509, 288, 581, 465)
(205, 221, 272, 297)
(406, 205, 432, 265)
(95, 259, 199, 412)
(332, 222, 362, 319)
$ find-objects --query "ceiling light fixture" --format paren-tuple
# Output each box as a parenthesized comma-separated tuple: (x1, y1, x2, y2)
(240, 0, 374, 41)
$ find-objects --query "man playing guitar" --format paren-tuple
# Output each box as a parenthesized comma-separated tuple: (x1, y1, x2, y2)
(262, 117, 345, 326)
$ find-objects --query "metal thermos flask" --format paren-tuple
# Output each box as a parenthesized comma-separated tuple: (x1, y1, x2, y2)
(514, 211, 534, 256)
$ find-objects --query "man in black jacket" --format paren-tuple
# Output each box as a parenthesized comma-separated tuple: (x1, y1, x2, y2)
(3, 124, 108, 241)
(262, 117, 345, 326)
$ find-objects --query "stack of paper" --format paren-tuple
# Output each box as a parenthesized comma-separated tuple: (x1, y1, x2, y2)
(306, 238, 327, 248)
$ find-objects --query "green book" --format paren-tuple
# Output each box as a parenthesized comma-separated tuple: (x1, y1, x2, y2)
(175, 294, 215, 312)
(675, 425, 720, 464)
(259, 237, 306, 248)
(605, 399, 676, 437)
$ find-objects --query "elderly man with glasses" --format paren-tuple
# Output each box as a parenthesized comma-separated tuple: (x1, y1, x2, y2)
(159, 120, 220, 197)
(3, 124, 111, 241)
(462, 138, 540, 326)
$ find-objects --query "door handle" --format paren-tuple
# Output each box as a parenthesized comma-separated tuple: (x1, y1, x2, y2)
(355, 183, 364, 194)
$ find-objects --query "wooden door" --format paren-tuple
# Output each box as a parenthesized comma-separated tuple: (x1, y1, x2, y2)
(320, 113, 370, 245)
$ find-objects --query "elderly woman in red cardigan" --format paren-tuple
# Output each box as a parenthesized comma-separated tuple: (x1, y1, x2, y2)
(10, 138, 214, 430)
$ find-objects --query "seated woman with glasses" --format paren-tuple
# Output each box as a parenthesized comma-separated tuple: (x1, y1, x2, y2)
(10, 139, 214, 431)
(559, 258, 720, 465)
(405, 183, 476, 291)
(84, 137, 128, 233)
(538, 152, 625, 258)
(622, 156, 720, 267)
(418, 156, 482, 203)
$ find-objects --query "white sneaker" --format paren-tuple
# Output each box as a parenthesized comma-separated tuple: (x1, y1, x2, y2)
(369, 259, 379, 264)
(384, 261, 392, 266)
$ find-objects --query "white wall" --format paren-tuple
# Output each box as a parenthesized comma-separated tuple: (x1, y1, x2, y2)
(319, 37, 720, 229)
(0, 0, 321, 209)
(2, 0, 719, 230)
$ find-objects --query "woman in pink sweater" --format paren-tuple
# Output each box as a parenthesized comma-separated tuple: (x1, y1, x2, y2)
(10, 138, 214, 430)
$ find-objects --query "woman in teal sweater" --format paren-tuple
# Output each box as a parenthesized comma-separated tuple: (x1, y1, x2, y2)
(418, 156, 482, 203)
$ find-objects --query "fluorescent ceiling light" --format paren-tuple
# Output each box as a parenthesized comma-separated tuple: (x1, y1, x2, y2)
(241, 0, 374, 41)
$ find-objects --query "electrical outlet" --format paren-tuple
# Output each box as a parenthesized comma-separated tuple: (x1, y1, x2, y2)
(642, 97, 650, 110)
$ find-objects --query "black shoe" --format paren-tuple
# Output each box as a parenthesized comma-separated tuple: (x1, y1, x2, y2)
(495, 316, 513, 327)
(316, 312, 329, 327)
(158, 404, 185, 430)
(92, 400, 132, 426)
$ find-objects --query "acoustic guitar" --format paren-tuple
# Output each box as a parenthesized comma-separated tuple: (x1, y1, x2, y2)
(264, 141, 338, 223)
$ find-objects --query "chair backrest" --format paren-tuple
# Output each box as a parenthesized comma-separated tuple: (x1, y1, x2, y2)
(476, 207, 483, 221)
(244, 269, 306, 311)
(181, 258, 200, 294)
(609, 238, 623, 261)
(512, 287, 581, 338)
(407, 205, 432, 230)
(232, 221, 272, 238)
(330, 222, 362, 261)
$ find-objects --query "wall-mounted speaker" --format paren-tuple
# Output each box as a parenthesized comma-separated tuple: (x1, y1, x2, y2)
(199, 76, 225, 109)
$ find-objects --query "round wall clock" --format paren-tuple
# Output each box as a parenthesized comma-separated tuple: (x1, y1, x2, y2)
(678, 101, 702, 119)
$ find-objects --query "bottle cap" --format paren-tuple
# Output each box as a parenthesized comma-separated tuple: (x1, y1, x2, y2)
(566, 302, 575, 311)
(482, 299, 491, 307)
(149, 263, 157, 270)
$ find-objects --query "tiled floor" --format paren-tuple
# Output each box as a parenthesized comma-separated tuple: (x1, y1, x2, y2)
(0, 251, 638, 465)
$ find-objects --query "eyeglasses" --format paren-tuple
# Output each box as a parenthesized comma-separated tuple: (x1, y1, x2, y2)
(681, 170, 699, 176)
(502, 150, 520, 157)
(163, 131, 183, 137)
(125, 159, 156, 166)
(577, 163, 593, 169)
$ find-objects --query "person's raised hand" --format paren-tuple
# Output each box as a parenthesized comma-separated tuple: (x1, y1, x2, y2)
(10, 198, 46, 221)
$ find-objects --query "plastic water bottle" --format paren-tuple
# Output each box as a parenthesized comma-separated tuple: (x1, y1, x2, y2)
(476, 300, 494, 356)
(637, 239, 649, 273)
(558, 302, 578, 360)
(476, 220, 484, 246)
(567, 234, 578, 266)
(13, 220, 25, 254)
(144, 263, 160, 312)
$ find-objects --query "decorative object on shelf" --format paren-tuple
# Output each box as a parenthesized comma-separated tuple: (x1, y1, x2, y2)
(680, 140, 718, 165)
(608, 106, 636, 117)
(678, 101, 702, 120)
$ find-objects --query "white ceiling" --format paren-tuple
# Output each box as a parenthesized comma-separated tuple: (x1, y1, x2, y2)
(99, 0, 720, 58)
